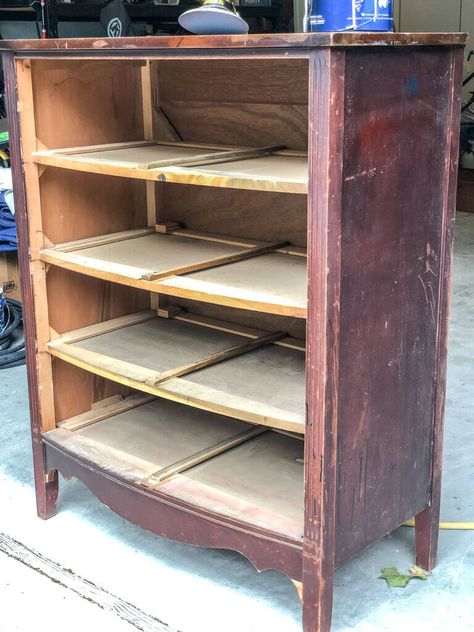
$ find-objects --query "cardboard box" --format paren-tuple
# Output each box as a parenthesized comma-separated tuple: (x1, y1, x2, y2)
(0, 251, 21, 301)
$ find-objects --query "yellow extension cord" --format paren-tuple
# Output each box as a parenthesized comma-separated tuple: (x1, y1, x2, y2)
(403, 519, 474, 530)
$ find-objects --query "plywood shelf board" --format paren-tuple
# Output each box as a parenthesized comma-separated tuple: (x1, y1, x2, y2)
(52, 226, 307, 258)
(156, 155, 307, 193)
(169, 310, 305, 351)
(158, 251, 307, 317)
(157, 227, 306, 258)
(45, 397, 304, 539)
(141, 426, 269, 486)
(159, 430, 304, 537)
(146, 330, 287, 386)
(32, 141, 308, 194)
(48, 313, 305, 433)
(58, 392, 155, 431)
(40, 230, 308, 318)
(46, 232, 251, 280)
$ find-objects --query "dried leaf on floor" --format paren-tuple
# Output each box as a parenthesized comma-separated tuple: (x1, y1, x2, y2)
(379, 567, 414, 588)
(409, 565, 430, 580)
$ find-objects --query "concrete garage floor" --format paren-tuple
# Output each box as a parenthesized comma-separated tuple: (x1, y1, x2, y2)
(0, 212, 473, 632)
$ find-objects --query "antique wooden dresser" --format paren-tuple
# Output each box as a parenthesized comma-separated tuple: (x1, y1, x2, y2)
(1, 32, 465, 630)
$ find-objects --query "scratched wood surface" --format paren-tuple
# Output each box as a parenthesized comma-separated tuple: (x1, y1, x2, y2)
(335, 46, 463, 565)
(0, 32, 466, 55)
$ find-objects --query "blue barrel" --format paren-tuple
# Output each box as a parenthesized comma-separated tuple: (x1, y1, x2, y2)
(306, 0, 394, 32)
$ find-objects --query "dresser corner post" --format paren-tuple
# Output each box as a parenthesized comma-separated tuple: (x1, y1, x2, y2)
(414, 44, 464, 573)
(3, 51, 59, 520)
(302, 47, 346, 632)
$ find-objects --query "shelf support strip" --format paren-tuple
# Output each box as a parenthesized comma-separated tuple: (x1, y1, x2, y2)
(138, 426, 269, 488)
(144, 330, 287, 387)
(143, 144, 286, 170)
(141, 239, 289, 281)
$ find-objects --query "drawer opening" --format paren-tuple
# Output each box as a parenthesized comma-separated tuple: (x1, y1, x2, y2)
(45, 394, 305, 540)
(49, 308, 305, 435)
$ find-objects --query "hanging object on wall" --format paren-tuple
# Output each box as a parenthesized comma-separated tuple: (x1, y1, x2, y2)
(305, 0, 394, 32)
(100, 0, 135, 37)
(179, 0, 249, 35)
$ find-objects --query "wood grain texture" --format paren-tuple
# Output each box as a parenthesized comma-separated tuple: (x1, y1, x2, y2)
(157, 251, 307, 317)
(415, 46, 464, 572)
(50, 228, 155, 254)
(58, 392, 155, 431)
(39, 169, 147, 246)
(5, 63, 59, 516)
(31, 59, 144, 149)
(33, 146, 308, 194)
(5, 54, 59, 519)
(335, 46, 464, 568)
(0, 33, 466, 55)
(47, 231, 255, 280)
(158, 59, 308, 150)
(161, 183, 307, 248)
(23, 57, 150, 422)
(159, 297, 307, 341)
(302, 48, 345, 632)
(145, 331, 286, 385)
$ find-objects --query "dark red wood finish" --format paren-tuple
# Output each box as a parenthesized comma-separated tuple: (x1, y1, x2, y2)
(414, 46, 464, 571)
(335, 46, 465, 567)
(2, 35, 465, 631)
(43, 440, 304, 580)
(303, 48, 345, 632)
(0, 32, 466, 56)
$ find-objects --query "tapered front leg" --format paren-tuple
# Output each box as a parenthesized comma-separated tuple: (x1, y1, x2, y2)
(415, 504, 440, 571)
(35, 465, 59, 520)
(301, 557, 334, 632)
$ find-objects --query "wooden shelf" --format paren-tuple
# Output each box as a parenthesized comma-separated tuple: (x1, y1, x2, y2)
(32, 141, 308, 194)
(40, 227, 308, 318)
(45, 396, 304, 540)
(48, 310, 306, 434)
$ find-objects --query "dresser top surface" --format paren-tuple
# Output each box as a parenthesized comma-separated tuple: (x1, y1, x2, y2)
(0, 32, 466, 55)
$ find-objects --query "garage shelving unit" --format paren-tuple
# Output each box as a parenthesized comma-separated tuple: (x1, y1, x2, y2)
(2, 32, 465, 631)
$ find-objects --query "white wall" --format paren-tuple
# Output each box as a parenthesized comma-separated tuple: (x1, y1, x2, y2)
(397, 0, 462, 32)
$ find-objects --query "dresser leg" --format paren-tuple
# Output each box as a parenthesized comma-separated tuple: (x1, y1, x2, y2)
(35, 469, 59, 520)
(301, 564, 334, 632)
(415, 504, 440, 571)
